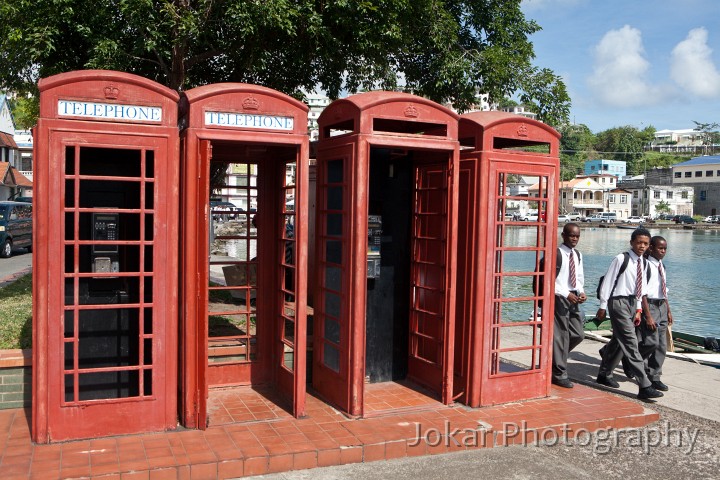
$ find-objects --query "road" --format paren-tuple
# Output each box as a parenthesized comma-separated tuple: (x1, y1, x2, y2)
(0, 248, 32, 286)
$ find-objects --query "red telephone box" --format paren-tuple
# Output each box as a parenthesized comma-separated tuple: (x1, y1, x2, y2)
(179, 84, 309, 428)
(33, 71, 180, 442)
(456, 111, 560, 406)
(313, 92, 459, 417)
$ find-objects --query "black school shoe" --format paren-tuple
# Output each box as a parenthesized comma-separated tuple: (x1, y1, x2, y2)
(651, 380, 669, 391)
(552, 378, 574, 388)
(596, 375, 620, 388)
(638, 386, 664, 399)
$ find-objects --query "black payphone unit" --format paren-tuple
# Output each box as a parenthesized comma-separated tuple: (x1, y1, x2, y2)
(91, 213, 120, 274)
(367, 215, 382, 278)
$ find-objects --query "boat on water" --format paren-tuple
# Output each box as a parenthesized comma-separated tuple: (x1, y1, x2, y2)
(584, 317, 720, 367)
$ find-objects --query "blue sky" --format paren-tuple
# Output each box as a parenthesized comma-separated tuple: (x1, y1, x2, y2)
(521, 0, 720, 133)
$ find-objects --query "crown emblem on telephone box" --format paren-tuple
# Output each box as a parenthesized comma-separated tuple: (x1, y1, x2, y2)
(104, 85, 120, 100)
(404, 105, 419, 118)
(242, 96, 260, 110)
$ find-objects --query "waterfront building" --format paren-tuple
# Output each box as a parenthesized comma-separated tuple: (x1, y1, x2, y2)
(607, 188, 632, 220)
(306, 93, 330, 141)
(671, 155, 720, 216)
(650, 128, 711, 155)
(499, 104, 537, 120)
(618, 176, 694, 217)
(533, 176, 604, 217)
(584, 159, 626, 178)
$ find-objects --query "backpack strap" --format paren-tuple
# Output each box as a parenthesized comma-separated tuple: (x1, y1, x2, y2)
(555, 247, 562, 277)
(609, 252, 631, 297)
(555, 247, 581, 278)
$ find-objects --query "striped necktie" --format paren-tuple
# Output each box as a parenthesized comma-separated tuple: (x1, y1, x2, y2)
(635, 257, 643, 301)
(568, 249, 576, 289)
(658, 262, 668, 299)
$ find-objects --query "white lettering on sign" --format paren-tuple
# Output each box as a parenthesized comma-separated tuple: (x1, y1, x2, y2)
(57, 100, 162, 123)
(205, 111, 294, 131)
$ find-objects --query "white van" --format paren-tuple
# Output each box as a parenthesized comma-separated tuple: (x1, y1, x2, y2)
(597, 212, 617, 223)
(585, 212, 617, 223)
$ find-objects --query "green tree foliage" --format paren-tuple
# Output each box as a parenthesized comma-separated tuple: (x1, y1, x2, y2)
(6, 95, 38, 130)
(692, 121, 719, 155)
(643, 151, 694, 170)
(517, 67, 570, 127)
(557, 123, 595, 180)
(594, 125, 655, 175)
(654, 200, 671, 215)
(0, 0, 569, 124)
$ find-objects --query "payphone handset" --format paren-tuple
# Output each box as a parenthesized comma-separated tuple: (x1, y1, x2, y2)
(367, 215, 382, 278)
(91, 213, 120, 273)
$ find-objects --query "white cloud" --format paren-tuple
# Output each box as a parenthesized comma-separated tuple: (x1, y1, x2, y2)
(587, 25, 664, 107)
(670, 27, 720, 98)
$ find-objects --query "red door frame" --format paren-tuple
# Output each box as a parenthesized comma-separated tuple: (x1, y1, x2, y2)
(33, 71, 180, 442)
(180, 84, 309, 428)
(457, 112, 560, 407)
(313, 92, 459, 417)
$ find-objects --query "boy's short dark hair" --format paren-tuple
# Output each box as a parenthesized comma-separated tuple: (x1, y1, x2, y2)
(631, 227, 651, 241)
(650, 235, 666, 247)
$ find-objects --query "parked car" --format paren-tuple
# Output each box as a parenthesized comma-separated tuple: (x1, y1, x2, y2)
(0, 201, 33, 258)
(624, 216, 644, 223)
(703, 215, 719, 223)
(566, 212, 582, 222)
(673, 215, 697, 224)
(210, 200, 241, 212)
(583, 212, 617, 223)
(517, 210, 538, 221)
(557, 214, 570, 223)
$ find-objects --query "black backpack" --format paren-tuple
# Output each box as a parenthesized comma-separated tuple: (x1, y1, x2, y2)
(596, 252, 650, 299)
(533, 247, 581, 297)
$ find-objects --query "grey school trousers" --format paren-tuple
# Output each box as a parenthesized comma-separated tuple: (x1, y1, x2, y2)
(598, 296, 652, 389)
(552, 294, 585, 381)
(638, 300, 668, 382)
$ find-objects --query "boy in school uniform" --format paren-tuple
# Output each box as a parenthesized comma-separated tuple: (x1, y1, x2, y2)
(638, 235, 673, 391)
(551, 223, 587, 388)
(595, 227, 664, 400)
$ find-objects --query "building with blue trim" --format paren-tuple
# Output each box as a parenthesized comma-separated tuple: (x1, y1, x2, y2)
(584, 159, 626, 178)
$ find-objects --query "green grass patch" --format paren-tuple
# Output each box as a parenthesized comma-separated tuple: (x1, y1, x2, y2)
(0, 273, 33, 349)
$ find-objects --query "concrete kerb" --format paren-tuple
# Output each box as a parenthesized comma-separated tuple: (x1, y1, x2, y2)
(0, 266, 31, 288)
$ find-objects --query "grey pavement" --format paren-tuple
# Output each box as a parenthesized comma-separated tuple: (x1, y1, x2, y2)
(0, 250, 31, 287)
(568, 331, 720, 422)
(245, 330, 720, 480)
(495, 325, 720, 422)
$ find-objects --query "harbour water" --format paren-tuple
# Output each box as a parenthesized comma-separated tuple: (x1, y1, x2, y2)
(561, 226, 720, 339)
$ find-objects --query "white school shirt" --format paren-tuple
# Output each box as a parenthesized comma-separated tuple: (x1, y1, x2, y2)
(554, 244, 584, 298)
(646, 256, 669, 301)
(598, 250, 647, 310)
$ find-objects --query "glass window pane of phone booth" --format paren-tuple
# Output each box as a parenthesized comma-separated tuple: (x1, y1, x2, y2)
(208, 160, 259, 364)
(62, 145, 155, 402)
(489, 174, 549, 377)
